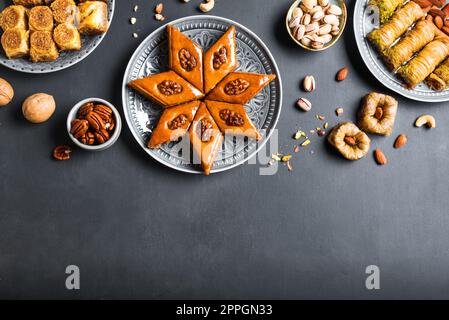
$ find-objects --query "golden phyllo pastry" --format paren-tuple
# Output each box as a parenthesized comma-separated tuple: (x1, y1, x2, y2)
(78, 1, 108, 35)
(0, 5, 28, 32)
(30, 30, 59, 62)
(51, 0, 79, 25)
(53, 23, 81, 51)
(13, 0, 44, 6)
(1, 28, 29, 59)
(29, 6, 54, 32)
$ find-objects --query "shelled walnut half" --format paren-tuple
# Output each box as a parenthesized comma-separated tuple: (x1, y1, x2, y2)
(358, 92, 398, 136)
(328, 122, 371, 160)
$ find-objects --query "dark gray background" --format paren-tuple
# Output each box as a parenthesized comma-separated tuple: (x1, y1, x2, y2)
(0, 0, 448, 299)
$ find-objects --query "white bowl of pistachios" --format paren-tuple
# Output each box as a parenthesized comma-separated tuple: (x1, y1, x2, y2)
(286, 0, 347, 51)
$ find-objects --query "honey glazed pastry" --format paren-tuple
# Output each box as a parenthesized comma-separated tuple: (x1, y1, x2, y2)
(1, 27, 29, 59)
(29, 6, 54, 32)
(53, 23, 81, 51)
(30, 30, 59, 62)
(0, 5, 28, 32)
(13, 0, 45, 6)
(51, 0, 79, 25)
(78, 1, 108, 35)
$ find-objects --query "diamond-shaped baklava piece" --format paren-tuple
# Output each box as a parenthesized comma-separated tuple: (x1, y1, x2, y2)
(205, 100, 262, 141)
(188, 103, 223, 176)
(128, 71, 204, 107)
(168, 24, 204, 93)
(206, 72, 276, 105)
(203, 26, 237, 94)
(148, 100, 201, 149)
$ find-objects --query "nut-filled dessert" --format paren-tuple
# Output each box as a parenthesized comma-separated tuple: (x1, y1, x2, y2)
(128, 24, 276, 175)
(0, 0, 109, 63)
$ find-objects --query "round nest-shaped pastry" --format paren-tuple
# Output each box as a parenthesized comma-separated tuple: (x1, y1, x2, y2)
(53, 23, 81, 51)
(328, 122, 371, 161)
(0, 6, 27, 31)
(51, 0, 78, 24)
(29, 6, 54, 32)
(358, 92, 398, 136)
(30, 30, 53, 50)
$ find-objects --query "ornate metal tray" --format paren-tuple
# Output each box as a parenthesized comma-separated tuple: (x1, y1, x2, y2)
(354, 0, 449, 102)
(0, 0, 115, 73)
(122, 15, 282, 174)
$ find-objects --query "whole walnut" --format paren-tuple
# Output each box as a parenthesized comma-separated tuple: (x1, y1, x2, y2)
(22, 93, 56, 123)
(328, 122, 371, 161)
(0, 78, 14, 107)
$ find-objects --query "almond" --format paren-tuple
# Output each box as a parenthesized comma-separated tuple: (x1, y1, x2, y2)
(336, 67, 348, 81)
(344, 136, 356, 146)
(414, 0, 433, 8)
(374, 149, 387, 165)
(154, 3, 163, 14)
(428, 0, 445, 7)
(429, 8, 446, 19)
(443, 3, 449, 15)
(434, 15, 443, 28)
(394, 134, 407, 149)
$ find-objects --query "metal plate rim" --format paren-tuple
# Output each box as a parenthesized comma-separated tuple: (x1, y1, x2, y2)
(121, 15, 283, 175)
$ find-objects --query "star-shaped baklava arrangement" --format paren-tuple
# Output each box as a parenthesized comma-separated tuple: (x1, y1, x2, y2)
(128, 25, 276, 175)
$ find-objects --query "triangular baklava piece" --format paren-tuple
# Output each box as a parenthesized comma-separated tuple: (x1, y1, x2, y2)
(167, 24, 204, 93)
(206, 72, 276, 105)
(148, 100, 201, 149)
(128, 71, 204, 107)
(203, 26, 237, 94)
(188, 103, 223, 175)
(205, 100, 262, 141)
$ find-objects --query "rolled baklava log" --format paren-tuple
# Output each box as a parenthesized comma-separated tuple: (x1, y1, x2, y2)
(30, 30, 59, 62)
(78, 1, 108, 35)
(1, 28, 29, 59)
(53, 23, 81, 51)
(51, 0, 78, 25)
(0, 5, 28, 32)
(29, 6, 54, 32)
(13, 0, 44, 6)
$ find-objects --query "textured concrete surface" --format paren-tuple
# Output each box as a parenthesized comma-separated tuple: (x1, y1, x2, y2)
(1, 0, 449, 299)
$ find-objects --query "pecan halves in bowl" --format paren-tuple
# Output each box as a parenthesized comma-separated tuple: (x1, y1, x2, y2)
(358, 92, 398, 136)
(328, 122, 371, 160)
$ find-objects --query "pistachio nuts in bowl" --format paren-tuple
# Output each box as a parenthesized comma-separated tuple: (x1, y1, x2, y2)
(286, 0, 347, 51)
(67, 98, 122, 151)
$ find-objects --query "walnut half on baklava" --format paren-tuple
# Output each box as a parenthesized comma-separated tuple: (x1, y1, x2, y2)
(78, 1, 108, 35)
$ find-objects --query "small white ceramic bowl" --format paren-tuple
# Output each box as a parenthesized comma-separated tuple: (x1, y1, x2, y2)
(67, 98, 122, 151)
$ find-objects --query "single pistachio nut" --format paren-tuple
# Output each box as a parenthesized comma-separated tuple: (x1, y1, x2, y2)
(301, 36, 312, 46)
(312, 10, 325, 21)
(303, 75, 316, 92)
(305, 23, 319, 33)
(297, 97, 312, 111)
(318, 34, 332, 44)
(295, 25, 306, 40)
(301, 13, 311, 25)
(309, 6, 323, 15)
(415, 114, 436, 128)
(302, 0, 317, 10)
(311, 40, 324, 49)
(318, 23, 332, 35)
(292, 7, 304, 19)
(328, 4, 342, 15)
(319, 0, 329, 6)
(331, 26, 340, 36)
(289, 16, 301, 28)
(324, 14, 339, 26)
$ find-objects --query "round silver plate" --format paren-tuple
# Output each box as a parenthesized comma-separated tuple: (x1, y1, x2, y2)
(0, 0, 115, 73)
(122, 15, 282, 175)
(354, 0, 449, 102)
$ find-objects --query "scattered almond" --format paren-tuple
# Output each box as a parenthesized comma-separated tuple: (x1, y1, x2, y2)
(344, 136, 356, 146)
(394, 134, 407, 149)
(374, 149, 387, 165)
(336, 67, 348, 81)
(155, 3, 164, 14)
